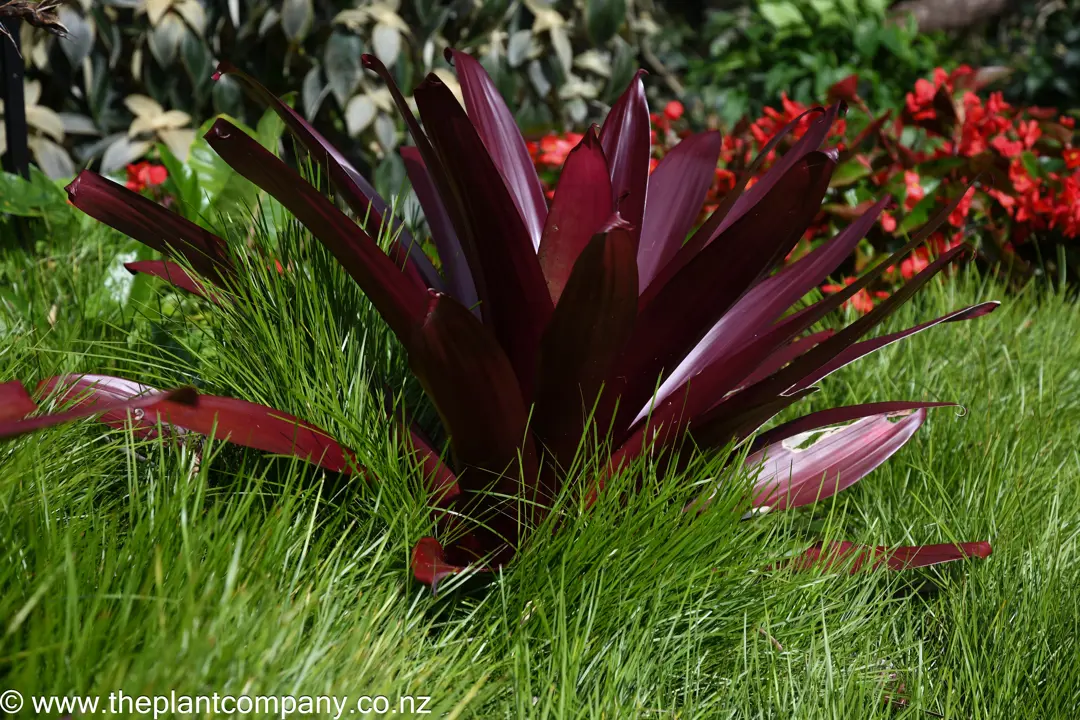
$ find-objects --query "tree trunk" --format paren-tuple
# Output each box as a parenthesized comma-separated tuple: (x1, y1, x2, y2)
(890, 0, 1013, 33)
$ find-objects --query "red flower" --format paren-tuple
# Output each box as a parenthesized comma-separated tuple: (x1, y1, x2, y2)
(713, 168, 736, 194)
(991, 134, 1023, 158)
(1017, 119, 1042, 149)
(534, 132, 584, 168)
(1064, 149, 1080, 170)
(948, 186, 976, 228)
(125, 162, 168, 192)
(880, 211, 897, 233)
(663, 101, 684, 121)
(903, 170, 925, 211)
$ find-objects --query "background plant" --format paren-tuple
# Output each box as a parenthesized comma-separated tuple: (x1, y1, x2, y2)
(9, 0, 674, 180)
(676, 0, 945, 128)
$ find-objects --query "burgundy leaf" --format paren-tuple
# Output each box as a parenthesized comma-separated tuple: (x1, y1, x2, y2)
(66, 171, 232, 284)
(403, 419, 460, 504)
(721, 235, 975, 422)
(446, 48, 548, 249)
(0, 381, 38, 421)
(748, 408, 927, 510)
(408, 292, 538, 500)
(790, 302, 1000, 391)
(607, 151, 837, 438)
(599, 69, 650, 249)
(713, 104, 843, 241)
(536, 128, 613, 303)
(0, 379, 197, 439)
(636, 130, 722, 291)
(738, 330, 834, 391)
(533, 226, 637, 475)
(125, 260, 215, 300)
(412, 536, 480, 590)
(204, 118, 428, 343)
(645, 106, 831, 297)
(413, 76, 553, 398)
(642, 196, 890, 420)
(37, 375, 360, 474)
(400, 146, 478, 311)
(213, 63, 414, 252)
(790, 540, 992, 572)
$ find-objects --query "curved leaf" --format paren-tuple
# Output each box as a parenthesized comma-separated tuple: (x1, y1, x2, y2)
(125, 260, 215, 300)
(533, 225, 637, 474)
(413, 76, 553, 398)
(36, 375, 359, 474)
(637, 130, 722, 291)
(204, 119, 428, 342)
(447, 49, 548, 249)
(536, 128, 612, 303)
(66, 171, 232, 285)
(748, 408, 926, 510)
(790, 540, 992, 572)
(400, 146, 478, 311)
(599, 69, 650, 249)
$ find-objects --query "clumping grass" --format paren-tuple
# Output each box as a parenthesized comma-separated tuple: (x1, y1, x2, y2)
(1, 220, 1079, 719)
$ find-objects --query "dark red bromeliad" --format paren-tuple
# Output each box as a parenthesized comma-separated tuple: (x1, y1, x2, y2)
(1, 51, 995, 589)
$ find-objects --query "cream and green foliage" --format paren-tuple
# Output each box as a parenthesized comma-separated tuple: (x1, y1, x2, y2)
(14, 0, 666, 178)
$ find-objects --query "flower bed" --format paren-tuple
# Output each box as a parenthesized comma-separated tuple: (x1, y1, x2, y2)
(529, 67, 1080, 310)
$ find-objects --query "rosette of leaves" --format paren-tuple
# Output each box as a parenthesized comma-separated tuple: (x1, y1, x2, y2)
(5, 51, 995, 591)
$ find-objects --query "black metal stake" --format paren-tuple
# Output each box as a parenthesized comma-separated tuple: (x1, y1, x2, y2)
(1, 16, 29, 180)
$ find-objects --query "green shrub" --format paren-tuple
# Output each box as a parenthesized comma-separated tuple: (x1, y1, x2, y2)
(9, 0, 668, 179)
(679, 0, 945, 126)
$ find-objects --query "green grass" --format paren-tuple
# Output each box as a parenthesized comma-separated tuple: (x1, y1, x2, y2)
(1, 220, 1079, 719)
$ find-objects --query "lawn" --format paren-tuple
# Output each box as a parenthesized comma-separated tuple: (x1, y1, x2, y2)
(1, 220, 1078, 719)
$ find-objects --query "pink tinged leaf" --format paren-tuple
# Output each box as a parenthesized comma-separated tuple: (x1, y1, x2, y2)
(0, 381, 38, 421)
(641, 197, 890, 421)
(599, 69, 651, 249)
(0, 380, 198, 439)
(791, 540, 992, 572)
(749, 401, 958, 455)
(65, 171, 232, 285)
(536, 129, 613, 303)
(747, 408, 927, 510)
(790, 302, 1000, 391)
(533, 226, 638, 475)
(446, 49, 548, 249)
(636, 131, 722, 292)
(608, 151, 837, 438)
(36, 375, 360, 474)
(400, 146, 478, 312)
(125, 260, 216, 301)
(413, 76, 553, 399)
(203, 119, 428, 343)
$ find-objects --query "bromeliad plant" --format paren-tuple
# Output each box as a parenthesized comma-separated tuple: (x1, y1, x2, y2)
(1, 51, 996, 589)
